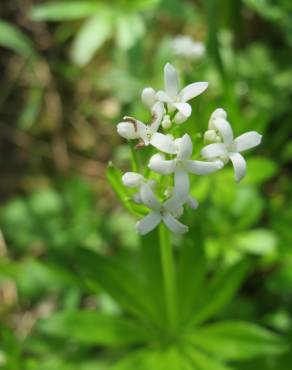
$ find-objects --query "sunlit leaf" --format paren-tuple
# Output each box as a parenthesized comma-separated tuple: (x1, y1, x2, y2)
(71, 11, 113, 66)
(116, 13, 145, 50)
(30, 1, 102, 21)
(234, 229, 278, 255)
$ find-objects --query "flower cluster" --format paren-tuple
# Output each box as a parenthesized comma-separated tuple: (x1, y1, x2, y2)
(116, 63, 262, 235)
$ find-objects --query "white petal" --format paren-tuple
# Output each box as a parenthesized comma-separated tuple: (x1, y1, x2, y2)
(148, 153, 175, 175)
(208, 108, 227, 129)
(156, 91, 173, 103)
(186, 159, 223, 174)
(141, 87, 156, 108)
(173, 102, 192, 118)
(150, 101, 165, 132)
(179, 82, 208, 102)
(164, 63, 179, 96)
(163, 213, 188, 234)
(212, 118, 234, 145)
(150, 132, 177, 154)
(187, 196, 199, 209)
(173, 111, 187, 124)
(117, 122, 139, 140)
(136, 211, 161, 235)
(201, 143, 227, 159)
(177, 134, 193, 160)
(122, 172, 144, 188)
(140, 183, 161, 210)
(229, 152, 247, 182)
(234, 131, 262, 152)
(174, 170, 189, 201)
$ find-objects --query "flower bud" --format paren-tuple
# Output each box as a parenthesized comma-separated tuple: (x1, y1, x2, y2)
(173, 112, 187, 124)
(162, 115, 172, 129)
(117, 122, 138, 140)
(208, 108, 227, 129)
(141, 87, 156, 108)
(122, 172, 144, 188)
(204, 129, 217, 143)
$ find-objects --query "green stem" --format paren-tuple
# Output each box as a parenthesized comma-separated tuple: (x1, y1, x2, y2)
(129, 141, 139, 172)
(159, 223, 177, 331)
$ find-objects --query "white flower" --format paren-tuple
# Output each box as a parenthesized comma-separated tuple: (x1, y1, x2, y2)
(172, 35, 205, 60)
(141, 87, 157, 108)
(117, 101, 165, 145)
(149, 134, 223, 200)
(156, 63, 208, 124)
(201, 110, 262, 182)
(122, 172, 155, 204)
(136, 183, 188, 235)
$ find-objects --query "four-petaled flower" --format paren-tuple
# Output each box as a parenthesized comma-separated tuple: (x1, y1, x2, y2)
(136, 183, 188, 235)
(117, 102, 165, 146)
(149, 133, 223, 200)
(201, 109, 262, 182)
(156, 63, 208, 124)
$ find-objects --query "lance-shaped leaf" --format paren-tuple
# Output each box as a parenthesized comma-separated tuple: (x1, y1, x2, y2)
(176, 238, 207, 325)
(71, 11, 113, 66)
(30, 1, 102, 21)
(107, 162, 147, 217)
(116, 13, 145, 50)
(75, 247, 161, 324)
(0, 20, 34, 56)
(186, 347, 233, 370)
(190, 261, 249, 326)
(190, 321, 288, 360)
(38, 310, 152, 346)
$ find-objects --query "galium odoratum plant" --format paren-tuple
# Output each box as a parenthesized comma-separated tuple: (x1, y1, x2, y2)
(39, 63, 287, 370)
(116, 63, 262, 235)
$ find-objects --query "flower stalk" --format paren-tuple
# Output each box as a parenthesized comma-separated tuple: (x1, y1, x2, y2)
(159, 223, 177, 331)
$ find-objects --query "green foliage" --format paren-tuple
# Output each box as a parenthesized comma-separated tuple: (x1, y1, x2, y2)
(0, 20, 34, 56)
(1, 0, 292, 369)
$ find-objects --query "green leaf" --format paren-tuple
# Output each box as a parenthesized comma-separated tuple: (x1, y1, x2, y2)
(107, 162, 146, 217)
(30, 1, 102, 21)
(116, 13, 145, 50)
(71, 11, 113, 66)
(38, 310, 151, 346)
(190, 261, 249, 326)
(186, 347, 232, 370)
(74, 247, 160, 324)
(190, 321, 288, 361)
(234, 229, 278, 255)
(0, 20, 34, 56)
(112, 347, 192, 370)
(244, 158, 278, 184)
(177, 239, 207, 325)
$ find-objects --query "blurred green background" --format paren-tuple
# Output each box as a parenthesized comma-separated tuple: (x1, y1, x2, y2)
(0, 0, 292, 369)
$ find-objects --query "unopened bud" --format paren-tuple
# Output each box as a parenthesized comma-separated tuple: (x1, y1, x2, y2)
(117, 122, 138, 140)
(204, 129, 217, 143)
(162, 115, 172, 129)
(141, 87, 156, 108)
(174, 112, 187, 124)
(122, 172, 144, 188)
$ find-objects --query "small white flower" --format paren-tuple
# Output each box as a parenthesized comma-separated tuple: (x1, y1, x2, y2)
(156, 63, 208, 124)
(136, 183, 188, 235)
(141, 87, 157, 108)
(122, 172, 144, 188)
(117, 102, 165, 146)
(172, 35, 205, 60)
(201, 110, 262, 182)
(122, 172, 155, 204)
(149, 134, 223, 201)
